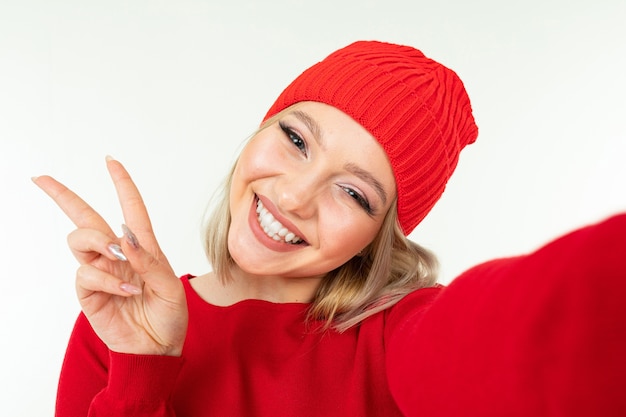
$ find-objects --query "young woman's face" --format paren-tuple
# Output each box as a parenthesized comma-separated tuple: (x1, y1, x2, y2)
(228, 101, 396, 280)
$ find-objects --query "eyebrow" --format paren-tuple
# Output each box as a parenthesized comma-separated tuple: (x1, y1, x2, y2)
(345, 163, 389, 206)
(291, 110, 325, 149)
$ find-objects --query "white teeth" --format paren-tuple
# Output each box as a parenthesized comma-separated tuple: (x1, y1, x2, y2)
(256, 199, 303, 244)
(267, 221, 282, 235)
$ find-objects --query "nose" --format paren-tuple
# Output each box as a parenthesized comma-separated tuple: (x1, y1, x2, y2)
(276, 173, 319, 219)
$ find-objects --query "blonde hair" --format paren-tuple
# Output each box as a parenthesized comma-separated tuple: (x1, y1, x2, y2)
(204, 112, 439, 332)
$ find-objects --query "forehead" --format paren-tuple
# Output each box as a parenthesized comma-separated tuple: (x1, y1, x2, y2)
(287, 101, 370, 138)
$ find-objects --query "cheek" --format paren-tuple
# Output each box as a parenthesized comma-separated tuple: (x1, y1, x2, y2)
(235, 137, 283, 182)
(318, 206, 382, 254)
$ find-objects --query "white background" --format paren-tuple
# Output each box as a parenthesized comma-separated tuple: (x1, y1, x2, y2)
(1, 0, 625, 414)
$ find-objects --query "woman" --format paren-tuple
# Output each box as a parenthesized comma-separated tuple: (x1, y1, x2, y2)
(35, 41, 626, 416)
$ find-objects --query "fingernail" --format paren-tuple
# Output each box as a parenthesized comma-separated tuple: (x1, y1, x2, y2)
(122, 224, 140, 249)
(31, 176, 39, 182)
(108, 243, 128, 261)
(120, 283, 142, 295)
(105, 155, 115, 162)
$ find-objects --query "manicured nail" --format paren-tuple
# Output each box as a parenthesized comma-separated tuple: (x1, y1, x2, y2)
(105, 155, 114, 162)
(108, 243, 128, 261)
(31, 176, 39, 182)
(120, 282, 142, 295)
(122, 224, 140, 249)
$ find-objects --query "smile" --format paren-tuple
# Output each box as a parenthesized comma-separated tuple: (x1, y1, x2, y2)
(256, 198, 303, 244)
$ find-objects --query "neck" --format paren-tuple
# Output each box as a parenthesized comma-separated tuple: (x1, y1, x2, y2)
(196, 267, 323, 307)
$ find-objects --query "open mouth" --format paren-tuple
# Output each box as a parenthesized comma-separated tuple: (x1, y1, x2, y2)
(256, 198, 305, 245)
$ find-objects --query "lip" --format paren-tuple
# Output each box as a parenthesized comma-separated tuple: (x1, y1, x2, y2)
(248, 194, 309, 252)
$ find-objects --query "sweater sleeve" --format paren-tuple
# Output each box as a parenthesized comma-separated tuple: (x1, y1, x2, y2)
(55, 313, 183, 417)
(386, 213, 626, 417)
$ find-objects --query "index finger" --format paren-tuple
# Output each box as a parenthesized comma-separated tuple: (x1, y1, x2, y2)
(32, 175, 115, 237)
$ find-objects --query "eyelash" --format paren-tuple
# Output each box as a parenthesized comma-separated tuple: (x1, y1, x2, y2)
(279, 121, 307, 156)
(278, 120, 374, 215)
(340, 186, 374, 215)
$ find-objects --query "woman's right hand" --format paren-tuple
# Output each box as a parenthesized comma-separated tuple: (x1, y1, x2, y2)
(33, 157, 188, 356)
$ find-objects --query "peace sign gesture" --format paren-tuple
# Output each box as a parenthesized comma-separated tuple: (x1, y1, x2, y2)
(33, 157, 188, 356)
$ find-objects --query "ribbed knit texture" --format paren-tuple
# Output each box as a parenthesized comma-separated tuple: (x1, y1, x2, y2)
(263, 41, 478, 235)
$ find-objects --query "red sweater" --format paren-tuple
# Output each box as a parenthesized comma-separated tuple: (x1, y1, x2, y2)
(55, 214, 626, 417)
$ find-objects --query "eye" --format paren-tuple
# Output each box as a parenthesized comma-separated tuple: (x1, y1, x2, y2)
(279, 121, 307, 156)
(340, 186, 374, 215)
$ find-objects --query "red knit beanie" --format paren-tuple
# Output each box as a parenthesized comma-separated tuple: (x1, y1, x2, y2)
(263, 40, 478, 235)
